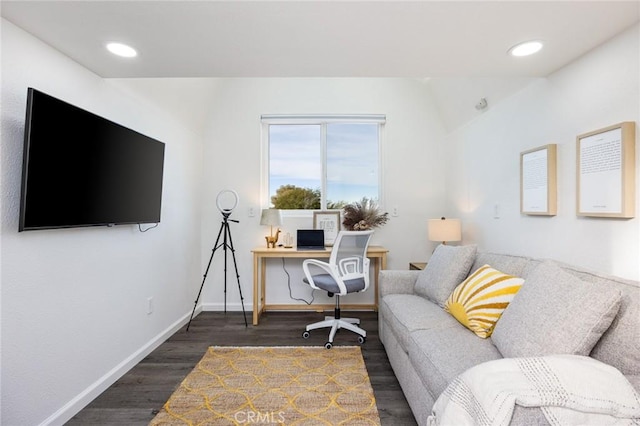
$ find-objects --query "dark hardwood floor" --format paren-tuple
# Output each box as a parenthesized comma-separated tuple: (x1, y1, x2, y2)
(67, 311, 417, 425)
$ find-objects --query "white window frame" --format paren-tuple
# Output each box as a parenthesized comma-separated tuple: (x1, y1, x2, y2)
(260, 114, 386, 216)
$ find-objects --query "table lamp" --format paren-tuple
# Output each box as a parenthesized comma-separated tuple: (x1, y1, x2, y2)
(260, 209, 282, 248)
(428, 217, 461, 245)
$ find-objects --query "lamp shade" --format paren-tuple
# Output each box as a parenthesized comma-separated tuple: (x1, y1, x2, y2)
(260, 209, 282, 227)
(428, 217, 461, 243)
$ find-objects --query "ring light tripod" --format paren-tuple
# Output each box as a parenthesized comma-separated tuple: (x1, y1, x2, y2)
(187, 190, 247, 330)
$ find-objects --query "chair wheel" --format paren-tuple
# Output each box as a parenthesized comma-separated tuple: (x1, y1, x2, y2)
(324, 342, 333, 349)
(302, 331, 310, 339)
(357, 336, 366, 344)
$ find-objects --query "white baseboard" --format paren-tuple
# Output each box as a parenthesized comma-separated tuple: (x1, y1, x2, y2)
(202, 302, 249, 311)
(38, 308, 201, 426)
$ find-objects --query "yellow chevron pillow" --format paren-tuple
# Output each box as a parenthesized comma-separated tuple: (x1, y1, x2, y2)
(445, 264, 524, 338)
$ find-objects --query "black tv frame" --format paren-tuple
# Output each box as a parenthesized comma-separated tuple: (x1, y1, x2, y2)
(19, 88, 166, 231)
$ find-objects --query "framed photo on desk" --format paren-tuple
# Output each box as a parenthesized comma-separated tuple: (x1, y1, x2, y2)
(313, 211, 340, 246)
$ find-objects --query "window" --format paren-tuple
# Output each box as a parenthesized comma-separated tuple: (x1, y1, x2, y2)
(261, 115, 384, 211)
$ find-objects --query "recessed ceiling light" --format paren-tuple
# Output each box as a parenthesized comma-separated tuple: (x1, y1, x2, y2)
(508, 40, 544, 57)
(106, 42, 137, 58)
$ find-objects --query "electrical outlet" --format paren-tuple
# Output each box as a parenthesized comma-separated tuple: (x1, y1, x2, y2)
(248, 207, 255, 217)
(493, 203, 500, 219)
(392, 206, 399, 217)
(147, 297, 154, 315)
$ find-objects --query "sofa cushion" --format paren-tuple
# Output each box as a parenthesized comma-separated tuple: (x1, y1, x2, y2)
(511, 406, 550, 425)
(470, 252, 534, 278)
(415, 244, 477, 307)
(379, 294, 460, 351)
(627, 375, 640, 394)
(492, 261, 622, 357)
(378, 324, 438, 425)
(408, 327, 503, 398)
(562, 264, 640, 376)
(444, 264, 524, 338)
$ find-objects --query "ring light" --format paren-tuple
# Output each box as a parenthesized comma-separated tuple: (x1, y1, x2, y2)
(216, 189, 239, 214)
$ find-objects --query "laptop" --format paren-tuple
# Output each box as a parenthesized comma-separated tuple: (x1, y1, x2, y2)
(296, 229, 326, 250)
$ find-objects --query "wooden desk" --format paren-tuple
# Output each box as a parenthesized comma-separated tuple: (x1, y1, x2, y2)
(251, 246, 388, 325)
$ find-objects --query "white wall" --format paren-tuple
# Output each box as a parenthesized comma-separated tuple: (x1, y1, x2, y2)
(3, 13, 637, 426)
(199, 78, 447, 309)
(443, 24, 640, 280)
(1, 20, 203, 425)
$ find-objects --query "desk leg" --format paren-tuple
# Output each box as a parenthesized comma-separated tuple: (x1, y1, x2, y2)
(374, 253, 387, 311)
(260, 259, 267, 319)
(374, 258, 380, 311)
(253, 254, 259, 325)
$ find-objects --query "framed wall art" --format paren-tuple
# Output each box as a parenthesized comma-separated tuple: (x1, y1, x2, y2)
(313, 211, 341, 246)
(520, 144, 557, 216)
(577, 122, 636, 218)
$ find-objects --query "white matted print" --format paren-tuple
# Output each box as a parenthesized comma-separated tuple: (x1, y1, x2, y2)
(313, 211, 341, 246)
(577, 122, 635, 218)
(520, 144, 557, 216)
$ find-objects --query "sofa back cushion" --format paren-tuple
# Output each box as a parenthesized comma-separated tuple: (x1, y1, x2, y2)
(558, 263, 640, 376)
(491, 261, 622, 358)
(473, 253, 639, 376)
(415, 244, 477, 307)
(470, 252, 538, 278)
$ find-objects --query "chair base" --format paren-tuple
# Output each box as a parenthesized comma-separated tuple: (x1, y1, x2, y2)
(305, 315, 366, 344)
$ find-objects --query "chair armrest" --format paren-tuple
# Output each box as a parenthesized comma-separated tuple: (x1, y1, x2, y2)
(379, 270, 421, 297)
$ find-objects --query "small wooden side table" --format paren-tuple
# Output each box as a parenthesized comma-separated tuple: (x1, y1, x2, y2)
(409, 262, 427, 270)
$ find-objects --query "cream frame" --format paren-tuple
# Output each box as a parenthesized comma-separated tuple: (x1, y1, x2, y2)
(520, 144, 557, 216)
(576, 122, 635, 218)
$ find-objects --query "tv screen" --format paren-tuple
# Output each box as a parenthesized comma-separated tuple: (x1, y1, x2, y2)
(19, 88, 166, 231)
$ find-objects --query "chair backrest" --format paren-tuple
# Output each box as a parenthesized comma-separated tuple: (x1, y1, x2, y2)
(329, 230, 374, 284)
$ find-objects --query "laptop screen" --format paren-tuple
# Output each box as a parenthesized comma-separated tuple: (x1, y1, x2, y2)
(296, 229, 325, 249)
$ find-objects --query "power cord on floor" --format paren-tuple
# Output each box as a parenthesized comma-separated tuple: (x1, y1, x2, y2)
(281, 257, 315, 305)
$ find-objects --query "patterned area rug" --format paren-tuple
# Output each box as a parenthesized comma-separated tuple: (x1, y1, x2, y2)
(149, 346, 381, 425)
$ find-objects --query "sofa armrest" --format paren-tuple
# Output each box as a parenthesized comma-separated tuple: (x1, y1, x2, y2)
(379, 270, 420, 297)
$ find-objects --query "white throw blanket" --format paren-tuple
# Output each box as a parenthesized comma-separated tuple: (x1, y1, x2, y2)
(428, 355, 640, 426)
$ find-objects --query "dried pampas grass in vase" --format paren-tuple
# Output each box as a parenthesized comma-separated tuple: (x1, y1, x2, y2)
(342, 197, 389, 231)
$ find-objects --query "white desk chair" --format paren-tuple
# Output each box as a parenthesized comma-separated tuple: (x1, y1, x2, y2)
(301, 230, 374, 349)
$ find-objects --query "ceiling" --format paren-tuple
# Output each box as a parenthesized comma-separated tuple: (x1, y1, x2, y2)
(2, 1, 639, 79)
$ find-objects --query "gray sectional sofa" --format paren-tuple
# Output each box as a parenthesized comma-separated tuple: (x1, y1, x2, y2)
(378, 245, 640, 425)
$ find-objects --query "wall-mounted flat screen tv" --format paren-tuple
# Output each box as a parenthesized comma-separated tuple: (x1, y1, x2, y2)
(19, 88, 165, 231)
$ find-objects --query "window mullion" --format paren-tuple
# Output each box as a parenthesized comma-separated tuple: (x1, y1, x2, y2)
(320, 123, 328, 210)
